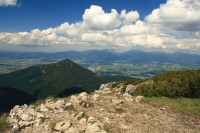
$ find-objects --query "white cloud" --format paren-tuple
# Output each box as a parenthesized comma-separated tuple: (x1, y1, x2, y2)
(0, 3, 200, 54)
(82, 5, 139, 30)
(146, 0, 200, 31)
(0, 0, 18, 7)
(120, 10, 139, 24)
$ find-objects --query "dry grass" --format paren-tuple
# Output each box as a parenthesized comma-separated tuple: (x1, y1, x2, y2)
(146, 97, 200, 116)
(0, 114, 9, 132)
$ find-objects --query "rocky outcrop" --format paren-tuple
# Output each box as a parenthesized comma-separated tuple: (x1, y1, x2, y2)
(6, 86, 200, 133)
(7, 92, 107, 133)
(125, 85, 137, 94)
(98, 80, 153, 95)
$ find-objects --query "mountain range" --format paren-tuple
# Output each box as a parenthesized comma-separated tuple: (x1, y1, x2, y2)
(1, 50, 200, 65)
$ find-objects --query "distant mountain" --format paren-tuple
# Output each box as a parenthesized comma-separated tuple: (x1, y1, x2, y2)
(0, 59, 130, 99)
(120, 50, 200, 64)
(0, 50, 200, 65)
(0, 86, 35, 113)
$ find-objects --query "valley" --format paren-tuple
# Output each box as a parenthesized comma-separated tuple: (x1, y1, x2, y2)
(0, 50, 200, 79)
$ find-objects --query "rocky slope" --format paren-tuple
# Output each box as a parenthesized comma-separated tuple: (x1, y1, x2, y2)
(5, 84, 200, 133)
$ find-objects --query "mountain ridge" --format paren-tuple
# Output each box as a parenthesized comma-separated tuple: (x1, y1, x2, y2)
(0, 59, 131, 100)
(1, 50, 200, 65)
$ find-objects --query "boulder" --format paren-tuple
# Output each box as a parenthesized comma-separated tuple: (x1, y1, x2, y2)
(135, 96, 145, 102)
(123, 93, 133, 102)
(112, 97, 123, 105)
(125, 85, 137, 94)
(86, 117, 107, 133)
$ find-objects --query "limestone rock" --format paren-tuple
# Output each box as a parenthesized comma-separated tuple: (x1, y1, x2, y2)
(18, 120, 32, 127)
(103, 117, 110, 123)
(12, 124, 19, 132)
(75, 112, 85, 120)
(92, 94, 100, 101)
(20, 114, 32, 121)
(99, 83, 112, 94)
(86, 123, 101, 133)
(86, 117, 107, 133)
(79, 117, 87, 124)
(123, 93, 133, 102)
(65, 102, 73, 108)
(54, 100, 66, 109)
(125, 85, 137, 94)
(112, 97, 123, 105)
(67, 127, 77, 133)
(78, 92, 88, 101)
(54, 120, 71, 131)
(40, 104, 49, 112)
(135, 96, 145, 102)
(87, 117, 97, 124)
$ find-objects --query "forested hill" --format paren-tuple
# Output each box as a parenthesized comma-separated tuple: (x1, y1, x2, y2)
(0, 59, 130, 99)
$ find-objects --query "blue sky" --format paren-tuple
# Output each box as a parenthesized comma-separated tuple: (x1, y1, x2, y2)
(0, 0, 200, 54)
(0, 0, 166, 32)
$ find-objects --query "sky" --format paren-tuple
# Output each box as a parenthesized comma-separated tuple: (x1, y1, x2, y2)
(0, 0, 200, 54)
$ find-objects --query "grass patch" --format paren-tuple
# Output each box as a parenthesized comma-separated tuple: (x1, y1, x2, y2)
(146, 97, 200, 116)
(120, 86, 127, 94)
(0, 114, 8, 132)
(32, 96, 61, 106)
(64, 105, 77, 113)
(104, 91, 116, 96)
(115, 107, 125, 114)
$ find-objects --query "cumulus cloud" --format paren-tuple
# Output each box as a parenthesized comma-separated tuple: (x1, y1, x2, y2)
(82, 5, 139, 30)
(0, 2, 200, 54)
(0, 0, 18, 7)
(146, 0, 200, 31)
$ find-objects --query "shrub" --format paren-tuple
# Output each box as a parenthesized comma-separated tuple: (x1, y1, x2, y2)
(132, 69, 200, 98)
(0, 114, 8, 132)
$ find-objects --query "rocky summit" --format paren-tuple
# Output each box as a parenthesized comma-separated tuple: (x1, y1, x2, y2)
(6, 85, 200, 133)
